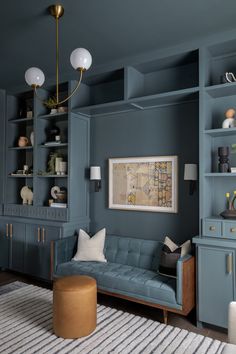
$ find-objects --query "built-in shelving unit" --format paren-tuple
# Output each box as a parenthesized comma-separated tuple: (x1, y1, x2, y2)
(192, 38, 236, 329)
(4, 81, 89, 223)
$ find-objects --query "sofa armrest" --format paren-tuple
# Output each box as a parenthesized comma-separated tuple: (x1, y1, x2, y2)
(50, 235, 78, 279)
(176, 255, 195, 314)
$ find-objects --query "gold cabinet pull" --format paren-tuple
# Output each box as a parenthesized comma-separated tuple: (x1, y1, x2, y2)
(230, 227, 236, 233)
(209, 226, 216, 231)
(227, 253, 233, 274)
(37, 227, 40, 243)
(6, 224, 9, 238)
(42, 228, 45, 244)
(10, 224, 13, 238)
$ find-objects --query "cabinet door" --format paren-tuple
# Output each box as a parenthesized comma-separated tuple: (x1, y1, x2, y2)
(25, 224, 61, 279)
(9, 222, 26, 272)
(198, 246, 235, 328)
(25, 224, 42, 277)
(40, 226, 61, 280)
(0, 222, 9, 268)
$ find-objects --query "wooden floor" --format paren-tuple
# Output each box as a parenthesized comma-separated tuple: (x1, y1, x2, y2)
(0, 270, 228, 343)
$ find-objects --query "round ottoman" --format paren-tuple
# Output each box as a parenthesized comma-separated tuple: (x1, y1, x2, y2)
(53, 275, 97, 339)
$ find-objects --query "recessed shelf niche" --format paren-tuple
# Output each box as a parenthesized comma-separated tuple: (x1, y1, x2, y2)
(126, 50, 199, 99)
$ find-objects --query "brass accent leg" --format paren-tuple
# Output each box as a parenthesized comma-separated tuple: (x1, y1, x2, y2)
(163, 310, 168, 325)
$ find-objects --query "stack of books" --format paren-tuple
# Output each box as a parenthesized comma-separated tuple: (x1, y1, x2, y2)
(50, 203, 67, 208)
(231, 167, 236, 173)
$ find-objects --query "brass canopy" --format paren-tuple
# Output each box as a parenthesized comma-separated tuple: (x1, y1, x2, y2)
(49, 4, 64, 19)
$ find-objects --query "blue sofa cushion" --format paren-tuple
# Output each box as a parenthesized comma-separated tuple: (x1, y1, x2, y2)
(104, 235, 162, 271)
(56, 260, 177, 306)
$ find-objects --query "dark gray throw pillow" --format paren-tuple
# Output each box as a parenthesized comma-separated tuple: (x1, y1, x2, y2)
(158, 236, 191, 278)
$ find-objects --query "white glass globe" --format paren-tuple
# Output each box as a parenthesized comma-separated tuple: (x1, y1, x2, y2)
(70, 48, 92, 71)
(25, 67, 45, 87)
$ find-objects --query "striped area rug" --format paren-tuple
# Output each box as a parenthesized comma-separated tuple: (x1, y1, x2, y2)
(0, 284, 226, 354)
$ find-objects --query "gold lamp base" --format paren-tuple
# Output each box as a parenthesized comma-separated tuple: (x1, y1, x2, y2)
(49, 4, 64, 19)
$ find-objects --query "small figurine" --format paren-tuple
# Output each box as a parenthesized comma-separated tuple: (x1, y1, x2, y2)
(218, 146, 230, 172)
(222, 108, 235, 128)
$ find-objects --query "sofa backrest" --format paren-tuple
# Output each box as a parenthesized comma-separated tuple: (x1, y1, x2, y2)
(104, 235, 163, 271)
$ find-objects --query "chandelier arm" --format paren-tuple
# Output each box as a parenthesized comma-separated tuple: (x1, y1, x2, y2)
(33, 69, 83, 108)
(53, 69, 84, 106)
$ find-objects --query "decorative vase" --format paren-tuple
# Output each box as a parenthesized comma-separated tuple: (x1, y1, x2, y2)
(55, 157, 63, 175)
(30, 132, 34, 146)
(218, 146, 230, 172)
(18, 136, 28, 147)
(59, 161, 67, 175)
(50, 108, 57, 115)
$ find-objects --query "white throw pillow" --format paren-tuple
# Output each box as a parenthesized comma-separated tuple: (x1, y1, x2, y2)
(72, 228, 107, 262)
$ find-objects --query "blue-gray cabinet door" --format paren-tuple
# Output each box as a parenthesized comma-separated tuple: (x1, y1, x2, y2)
(0, 222, 9, 268)
(25, 224, 61, 279)
(9, 222, 26, 272)
(39, 226, 61, 280)
(198, 246, 235, 328)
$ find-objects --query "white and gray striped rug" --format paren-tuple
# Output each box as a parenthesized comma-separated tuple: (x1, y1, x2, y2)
(0, 281, 27, 295)
(0, 284, 227, 354)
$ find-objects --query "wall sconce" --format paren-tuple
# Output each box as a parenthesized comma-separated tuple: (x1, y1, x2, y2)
(184, 164, 197, 195)
(90, 166, 101, 192)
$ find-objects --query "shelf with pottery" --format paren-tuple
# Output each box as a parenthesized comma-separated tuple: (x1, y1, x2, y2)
(4, 82, 89, 227)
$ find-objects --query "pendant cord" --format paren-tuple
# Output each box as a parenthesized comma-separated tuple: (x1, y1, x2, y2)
(56, 16, 59, 104)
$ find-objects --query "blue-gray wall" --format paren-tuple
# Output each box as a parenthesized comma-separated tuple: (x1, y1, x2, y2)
(90, 101, 199, 243)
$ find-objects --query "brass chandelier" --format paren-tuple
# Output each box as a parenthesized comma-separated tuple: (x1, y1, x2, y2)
(25, 4, 92, 108)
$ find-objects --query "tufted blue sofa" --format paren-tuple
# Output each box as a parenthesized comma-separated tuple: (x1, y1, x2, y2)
(51, 234, 195, 322)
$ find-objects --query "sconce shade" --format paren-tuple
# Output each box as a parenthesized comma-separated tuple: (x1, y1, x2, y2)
(184, 164, 197, 181)
(90, 166, 101, 180)
(70, 48, 92, 71)
(25, 67, 45, 87)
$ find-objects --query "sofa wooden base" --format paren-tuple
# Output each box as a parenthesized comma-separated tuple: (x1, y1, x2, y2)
(98, 256, 195, 324)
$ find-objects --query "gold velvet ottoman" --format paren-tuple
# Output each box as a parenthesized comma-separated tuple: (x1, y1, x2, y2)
(53, 275, 97, 339)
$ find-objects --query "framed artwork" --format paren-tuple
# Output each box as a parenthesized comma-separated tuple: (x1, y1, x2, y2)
(109, 156, 178, 213)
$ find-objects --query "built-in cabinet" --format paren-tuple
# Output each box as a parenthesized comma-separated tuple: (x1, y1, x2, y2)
(193, 38, 236, 329)
(196, 239, 235, 328)
(0, 81, 90, 280)
(0, 216, 81, 280)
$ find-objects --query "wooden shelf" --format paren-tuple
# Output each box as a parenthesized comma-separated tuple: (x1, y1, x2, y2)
(9, 117, 34, 124)
(8, 146, 33, 150)
(204, 127, 236, 137)
(205, 82, 236, 98)
(204, 173, 236, 177)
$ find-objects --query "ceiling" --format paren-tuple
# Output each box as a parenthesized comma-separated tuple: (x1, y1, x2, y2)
(1, 0, 236, 90)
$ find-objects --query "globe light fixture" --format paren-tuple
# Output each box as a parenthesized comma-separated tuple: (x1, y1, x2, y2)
(25, 5, 92, 108)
